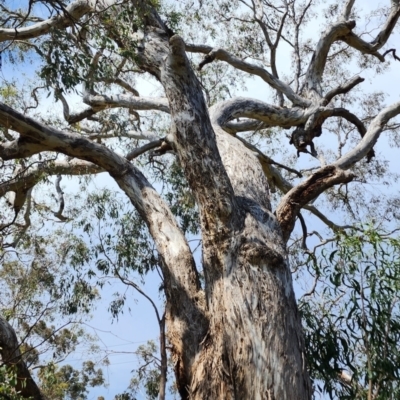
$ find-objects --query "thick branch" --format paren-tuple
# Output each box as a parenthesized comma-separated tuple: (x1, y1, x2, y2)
(335, 101, 400, 169)
(2, 142, 42, 163)
(209, 97, 310, 129)
(276, 166, 354, 241)
(83, 93, 170, 113)
(341, 0, 356, 20)
(0, 0, 102, 42)
(303, 21, 356, 97)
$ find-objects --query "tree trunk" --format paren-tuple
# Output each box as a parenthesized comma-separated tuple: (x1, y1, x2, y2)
(187, 130, 311, 399)
(133, 19, 312, 398)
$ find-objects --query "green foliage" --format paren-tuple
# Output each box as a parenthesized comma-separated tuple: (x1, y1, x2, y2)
(38, 361, 105, 400)
(0, 365, 27, 400)
(115, 340, 176, 400)
(301, 227, 400, 399)
(0, 220, 105, 398)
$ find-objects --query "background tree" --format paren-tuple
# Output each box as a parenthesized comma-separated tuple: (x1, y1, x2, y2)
(1, 0, 400, 399)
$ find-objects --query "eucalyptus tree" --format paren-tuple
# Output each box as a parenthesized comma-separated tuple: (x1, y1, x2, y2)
(1, 0, 400, 399)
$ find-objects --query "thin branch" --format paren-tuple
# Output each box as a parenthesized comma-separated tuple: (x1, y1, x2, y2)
(303, 204, 362, 232)
(100, 77, 140, 96)
(234, 134, 303, 178)
(298, 212, 308, 250)
(126, 139, 166, 161)
(186, 44, 310, 107)
(323, 76, 365, 105)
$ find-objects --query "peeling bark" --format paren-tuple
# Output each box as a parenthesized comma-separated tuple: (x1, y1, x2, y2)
(133, 21, 312, 398)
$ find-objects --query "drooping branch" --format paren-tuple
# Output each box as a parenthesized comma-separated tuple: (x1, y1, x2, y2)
(186, 43, 310, 107)
(290, 105, 374, 161)
(51, 175, 69, 220)
(382, 48, 400, 61)
(0, 159, 100, 218)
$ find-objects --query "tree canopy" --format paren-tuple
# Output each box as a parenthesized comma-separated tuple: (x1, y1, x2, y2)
(1, 0, 400, 399)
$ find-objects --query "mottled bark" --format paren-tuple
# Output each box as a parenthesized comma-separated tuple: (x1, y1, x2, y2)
(133, 18, 312, 398)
